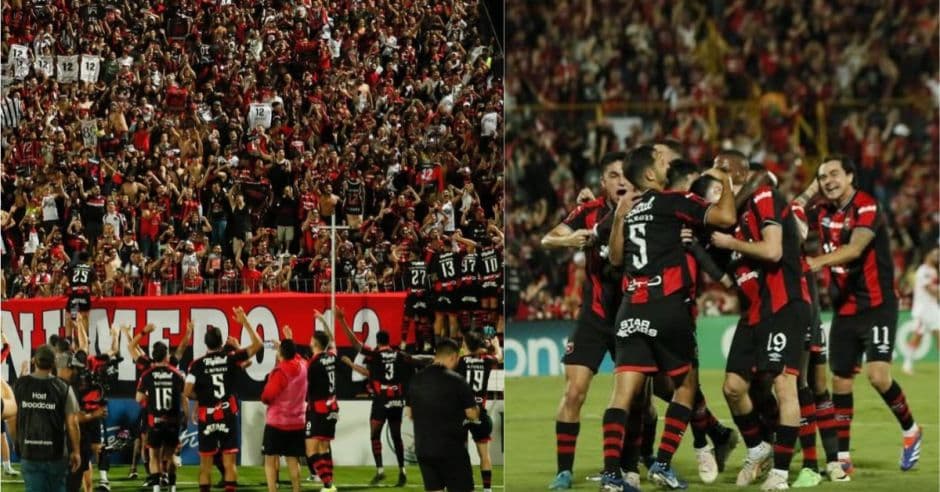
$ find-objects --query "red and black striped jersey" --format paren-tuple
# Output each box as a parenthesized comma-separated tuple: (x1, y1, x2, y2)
(361, 345, 409, 399)
(186, 349, 249, 408)
(815, 190, 896, 315)
(136, 365, 185, 423)
(730, 186, 810, 326)
(307, 350, 338, 413)
(479, 246, 503, 287)
(456, 353, 498, 406)
(563, 197, 619, 320)
(615, 190, 711, 304)
(429, 251, 459, 290)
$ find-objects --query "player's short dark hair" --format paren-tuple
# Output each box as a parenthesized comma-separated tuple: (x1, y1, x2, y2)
(818, 154, 856, 179)
(435, 338, 460, 356)
(77, 251, 90, 263)
(56, 336, 72, 353)
(599, 151, 627, 172)
(666, 159, 700, 190)
(279, 339, 296, 360)
(376, 331, 390, 345)
(624, 144, 656, 188)
(689, 174, 722, 200)
(205, 325, 223, 350)
(658, 139, 685, 156)
(465, 331, 485, 352)
(152, 341, 168, 362)
(49, 334, 60, 349)
(716, 149, 748, 161)
(312, 332, 330, 350)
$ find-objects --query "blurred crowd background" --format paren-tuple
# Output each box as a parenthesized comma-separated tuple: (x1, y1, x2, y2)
(1, 0, 503, 298)
(506, 0, 939, 320)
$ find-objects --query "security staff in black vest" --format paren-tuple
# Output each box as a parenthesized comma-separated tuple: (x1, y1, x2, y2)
(406, 339, 480, 492)
(11, 344, 82, 492)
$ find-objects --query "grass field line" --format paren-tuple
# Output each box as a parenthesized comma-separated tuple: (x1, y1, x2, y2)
(0, 480, 505, 489)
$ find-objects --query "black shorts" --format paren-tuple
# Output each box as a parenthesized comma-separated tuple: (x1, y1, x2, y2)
(261, 425, 306, 457)
(146, 422, 180, 449)
(404, 292, 430, 318)
(829, 302, 898, 377)
(197, 410, 238, 456)
(480, 277, 500, 300)
(434, 290, 459, 313)
(562, 312, 616, 373)
(465, 408, 493, 443)
(370, 397, 405, 422)
(305, 409, 338, 440)
(726, 301, 809, 378)
(81, 420, 104, 446)
(417, 450, 474, 492)
(613, 295, 696, 379)
(458, 283, 480, 310)
(67, 292, 91, 315)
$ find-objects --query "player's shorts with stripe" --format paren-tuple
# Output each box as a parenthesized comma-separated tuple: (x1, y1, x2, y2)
(829, 301, 898, 377)
(465, 408, 493, 443)
(67, 292, 91, 314)
(404, 292, 430, 318)
(305, 408, 338, 440)
(370, 396, 405, 422)
(726, 300, 810, 377)
(434, 291, 460, 313)
(147, 421, 181, 449)
(458, 284, 481, 310)
(197, 409, 238, 455)
(613, 294, 696, 379)
(562, 312, 616, 373)
(480, 277, 500, 300)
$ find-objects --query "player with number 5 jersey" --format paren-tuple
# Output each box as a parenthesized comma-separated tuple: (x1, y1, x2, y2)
(184, 306, 264, 492)
(599, 145, 737, 491)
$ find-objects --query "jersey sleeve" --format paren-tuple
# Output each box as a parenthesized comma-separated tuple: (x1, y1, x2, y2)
(228, 349, 249, 363)
(751, 188, 786, 228)
(854, 196, 880, 230)
(562, 203, 589, 230)
(671, 192, 711, 226)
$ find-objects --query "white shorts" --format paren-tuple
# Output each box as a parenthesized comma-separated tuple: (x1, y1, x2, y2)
(914, 309, 940, 335)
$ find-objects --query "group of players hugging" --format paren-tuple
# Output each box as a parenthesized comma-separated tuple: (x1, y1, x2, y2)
(543, 143, 922, 492)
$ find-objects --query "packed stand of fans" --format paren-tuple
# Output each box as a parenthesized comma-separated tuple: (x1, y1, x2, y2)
(0, 0, 504, 299)
(507, 0, 939, 320)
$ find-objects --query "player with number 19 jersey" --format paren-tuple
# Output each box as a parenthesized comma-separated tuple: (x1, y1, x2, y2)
(457, 351, 499, 443)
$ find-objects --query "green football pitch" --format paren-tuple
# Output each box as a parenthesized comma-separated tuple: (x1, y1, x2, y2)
(506, 364, 939, 491)
(0, 464, 504, 491)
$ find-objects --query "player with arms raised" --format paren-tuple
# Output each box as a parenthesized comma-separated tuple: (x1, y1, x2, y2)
(136, 342, 187, 492)
(184, 307, 264, 492)
(304, 310, 339, 492)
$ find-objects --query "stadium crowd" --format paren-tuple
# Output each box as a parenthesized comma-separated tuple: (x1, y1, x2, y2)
(0, 0, 504, 298)
(507, 0, 939, 319)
